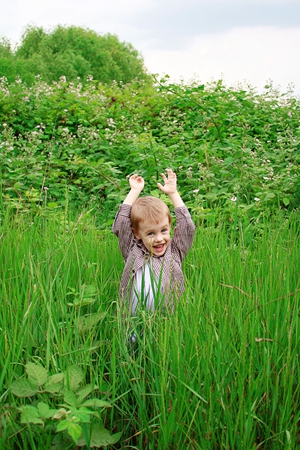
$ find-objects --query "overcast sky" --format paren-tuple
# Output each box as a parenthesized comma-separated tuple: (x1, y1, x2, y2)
(1, 0, 300, 94)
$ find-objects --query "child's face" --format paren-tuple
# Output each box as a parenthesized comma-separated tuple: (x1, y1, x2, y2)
(133, 215, 171, 257)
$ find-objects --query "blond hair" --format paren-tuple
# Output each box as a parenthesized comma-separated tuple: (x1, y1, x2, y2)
(131, 196, 171, 231)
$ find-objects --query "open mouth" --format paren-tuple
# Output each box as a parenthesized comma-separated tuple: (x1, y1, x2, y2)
(153, 244, 165, 253)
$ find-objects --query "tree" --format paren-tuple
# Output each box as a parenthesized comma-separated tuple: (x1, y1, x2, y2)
(0, 38, 18, 82)
(8, 25, 151, 85)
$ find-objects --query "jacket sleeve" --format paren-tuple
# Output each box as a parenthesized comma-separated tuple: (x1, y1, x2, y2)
(112, 204, 134, 261)
(172, 206, 195, 261)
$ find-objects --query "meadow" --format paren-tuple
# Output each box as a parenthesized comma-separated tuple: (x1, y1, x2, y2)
(0, 207, 299, 449)
(0, 75, 300, 448)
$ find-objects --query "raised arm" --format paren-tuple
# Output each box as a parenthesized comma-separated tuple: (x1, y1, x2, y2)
(157, 169, 184, 208)
(123, 174, 145, 205)
(112, 174, 145, 260)
(158, 168, 195, 260)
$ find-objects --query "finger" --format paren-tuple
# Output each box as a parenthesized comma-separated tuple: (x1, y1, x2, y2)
(161, 173, 167, 181)
(166, 169, 176, 179)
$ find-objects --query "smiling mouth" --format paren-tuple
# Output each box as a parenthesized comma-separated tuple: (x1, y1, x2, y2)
(153, 244, 165, 252)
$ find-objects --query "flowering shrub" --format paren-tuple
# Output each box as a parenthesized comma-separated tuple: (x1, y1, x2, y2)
(0, 75, 299, 225)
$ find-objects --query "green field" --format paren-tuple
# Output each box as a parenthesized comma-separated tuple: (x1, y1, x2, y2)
(1, 65, 300, 448)
(0, 209, 299, 449)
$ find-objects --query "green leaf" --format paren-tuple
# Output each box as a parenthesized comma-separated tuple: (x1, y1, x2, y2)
(76, 384, 94, 404)
(73, 297, 96, 307)
(47, 202, 58, 208)
(56, 419, 71, 432)
(53, 408, 67, 419)
(224, 157, 234, 166)
(43, 382, 64, 394)
(82, 284, 97, 297)
(47, 373, 65, 384)
(68, 422, 83, 443)
(265, 192, 276, 200)
(65, 365, 84, 391)
(25, 362, 48, 386)
(43, 373, 65, 394)
(37, 402, 56, 419)
(77, 423, 122, 447)
(10, 379, 39, 397)
(77, 312, 106, 333)
(282, 197, 290, 206)
(64, 389, 78, 407)
(20, 405, 44, 425)
(81, 399, 111, 409)
(72, 407, 91, 423)
(57, 420, 83, 443)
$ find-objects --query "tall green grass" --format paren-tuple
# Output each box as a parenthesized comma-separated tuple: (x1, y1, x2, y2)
(0, 210, 299, 449)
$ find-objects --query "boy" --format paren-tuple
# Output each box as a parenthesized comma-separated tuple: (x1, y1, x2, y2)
(112, 169, 195, 314)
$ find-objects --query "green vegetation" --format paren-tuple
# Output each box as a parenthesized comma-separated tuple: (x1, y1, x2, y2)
(0, 44, 299, 447)
(0, 26, 150, 85)
(9, 361, 120, 447)
(0, 209, 299, 448)
(0, 75, 299, 228)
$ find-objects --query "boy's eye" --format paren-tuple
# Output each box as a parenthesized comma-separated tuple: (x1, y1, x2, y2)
(147, 232, 154, 236)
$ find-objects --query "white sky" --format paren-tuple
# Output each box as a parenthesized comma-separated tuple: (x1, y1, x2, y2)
(1, 0, 300, 94)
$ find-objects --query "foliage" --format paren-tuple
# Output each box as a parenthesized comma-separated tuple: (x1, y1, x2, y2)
(0, 209, 299, 448)
(1, 43, 299, 447)
(0, 210, 122, 448)
(0, 74, 299, 226)
(0, 25, 151, 85)
(9, 362, 121, 448)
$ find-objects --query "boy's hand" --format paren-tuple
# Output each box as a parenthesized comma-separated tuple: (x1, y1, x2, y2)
(123, 174, 144, 205)
(157, 169, 177, 195)
(129, 174, 145, 192)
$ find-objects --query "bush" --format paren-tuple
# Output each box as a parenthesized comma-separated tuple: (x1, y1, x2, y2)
(0, 75, 299, 226)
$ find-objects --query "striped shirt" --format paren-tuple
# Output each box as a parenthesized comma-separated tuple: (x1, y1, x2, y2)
(112, 203, 195, 311)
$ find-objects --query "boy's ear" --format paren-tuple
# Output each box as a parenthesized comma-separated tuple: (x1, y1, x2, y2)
(132, 228, 140, 240)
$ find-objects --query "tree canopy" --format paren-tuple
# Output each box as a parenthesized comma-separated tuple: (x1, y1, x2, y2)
(0, 25, 151, 85)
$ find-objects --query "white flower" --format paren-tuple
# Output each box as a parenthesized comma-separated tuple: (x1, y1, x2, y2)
(231, 196, 237, 202)
(107, 118, 115, 127)
(254, 197, 260, 202)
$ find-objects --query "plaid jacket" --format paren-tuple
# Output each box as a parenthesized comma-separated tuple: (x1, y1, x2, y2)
(112, 203, 195, 309)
